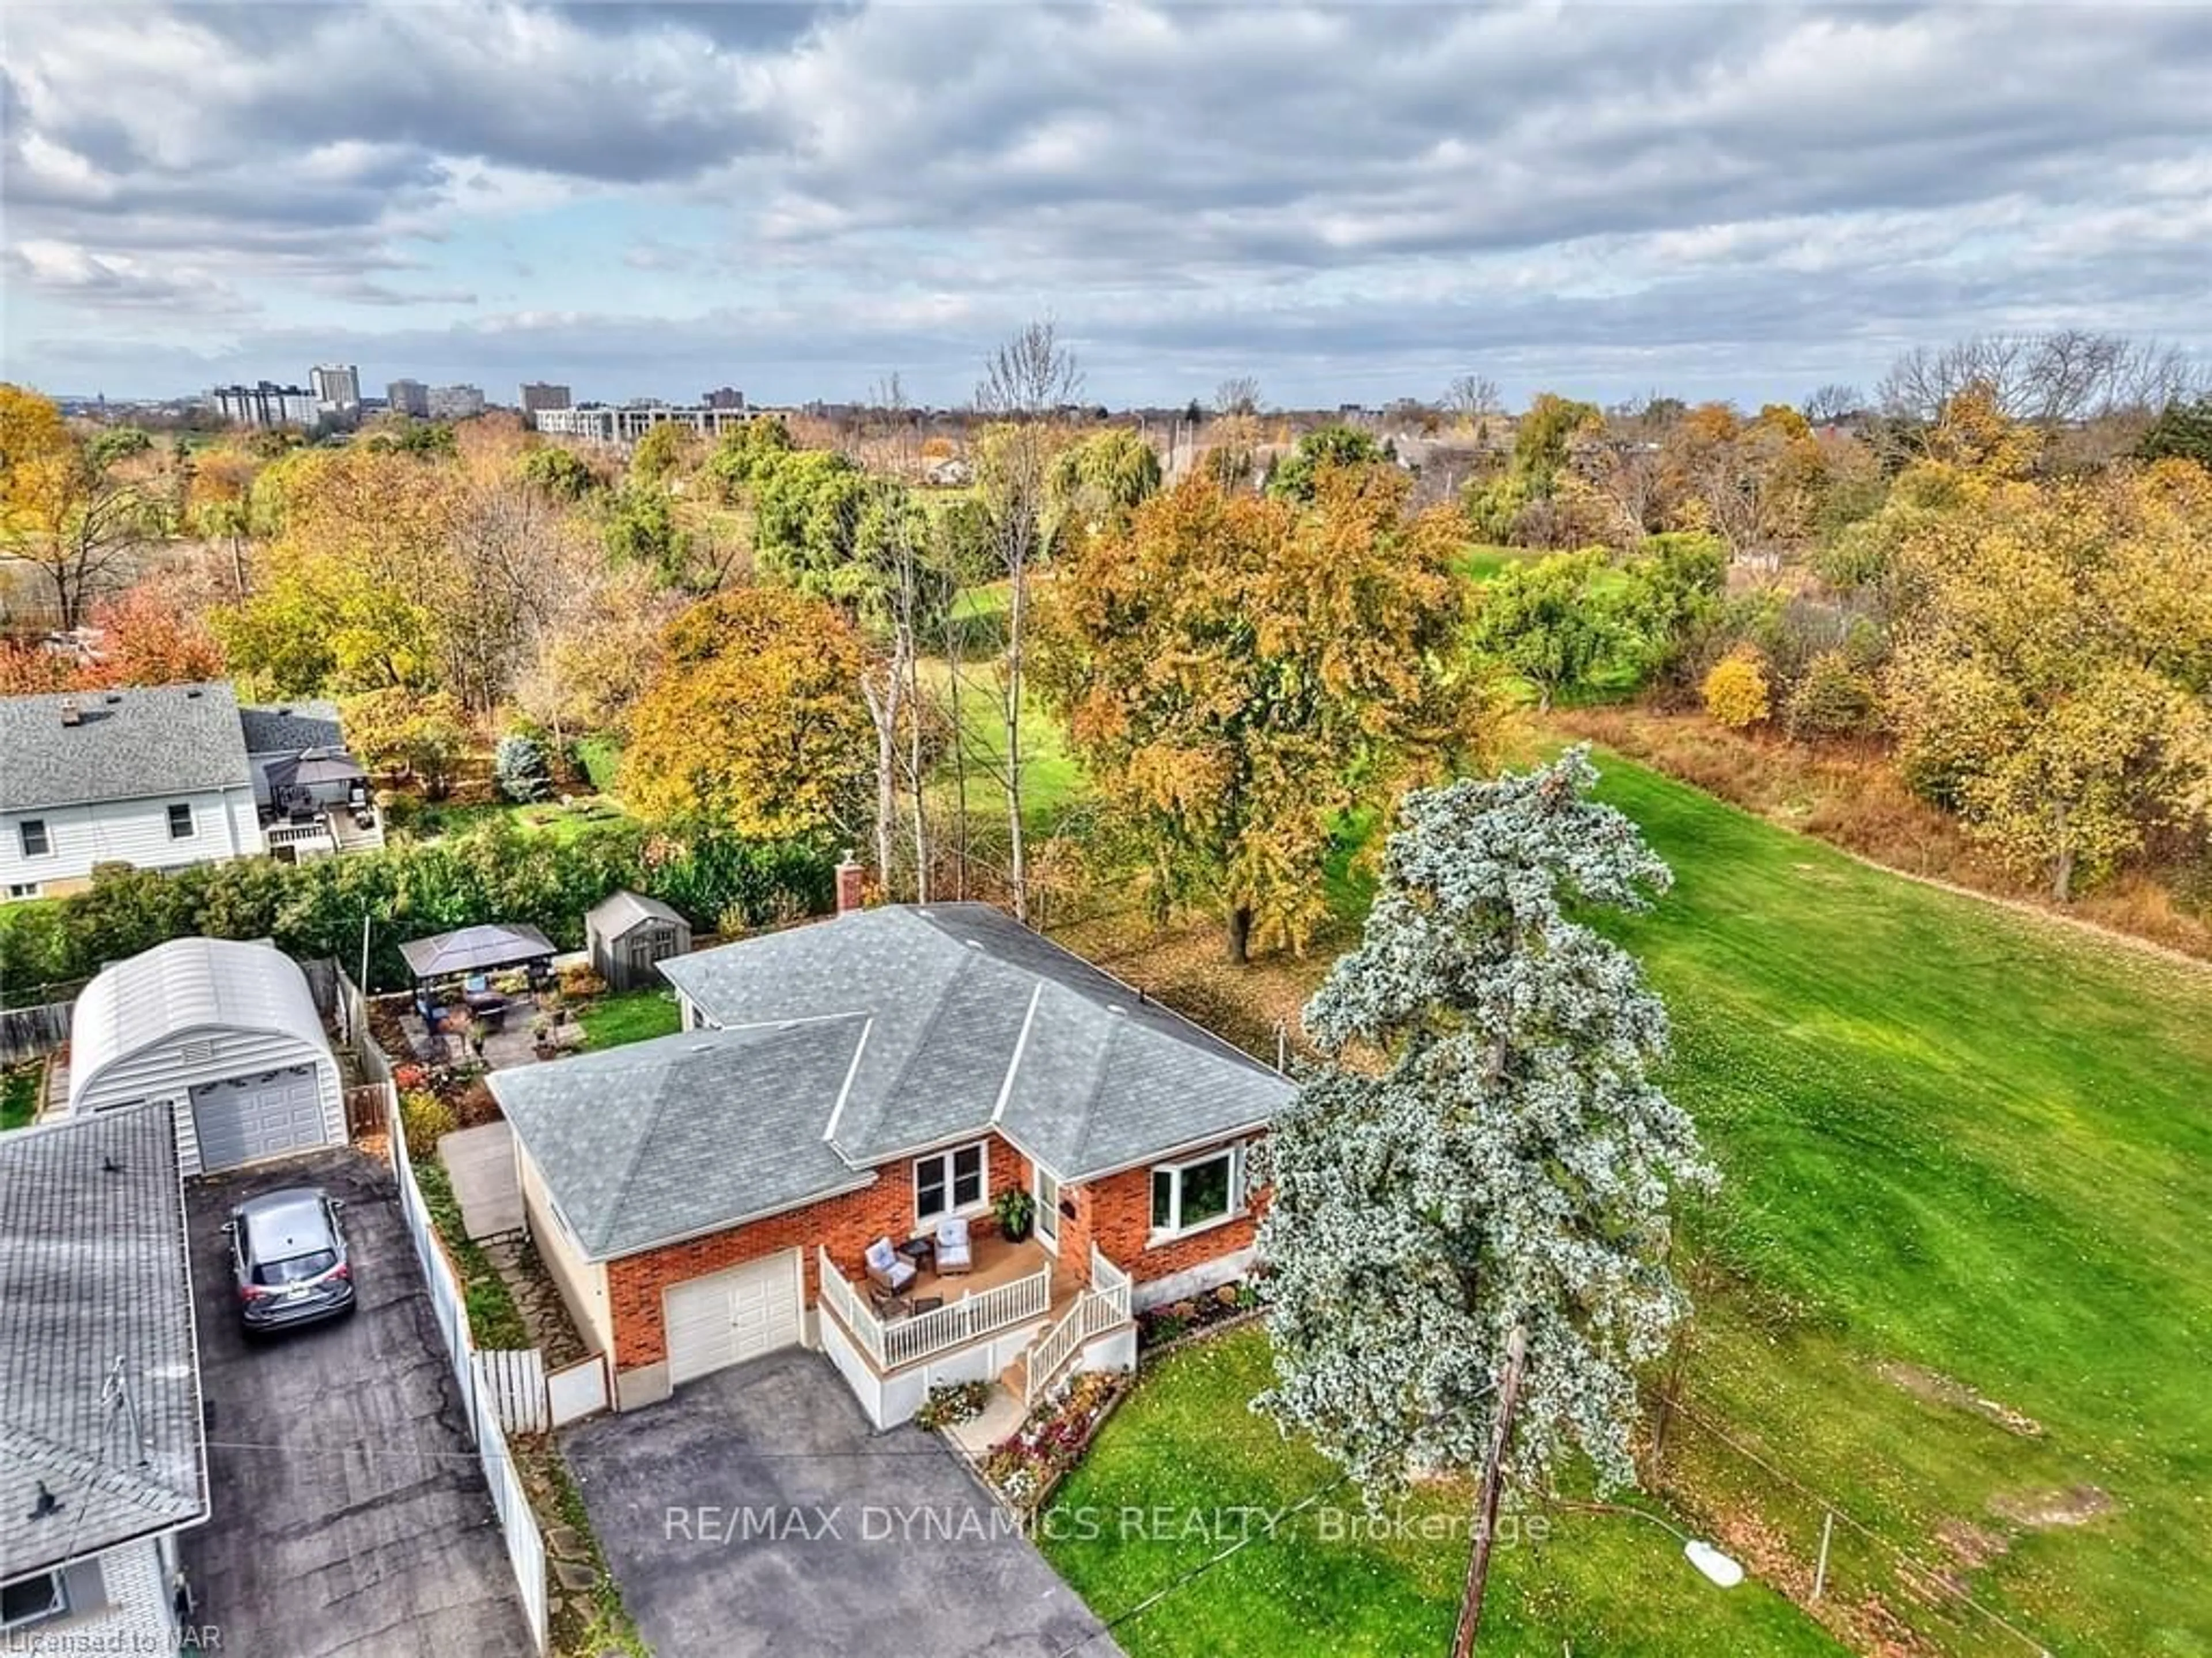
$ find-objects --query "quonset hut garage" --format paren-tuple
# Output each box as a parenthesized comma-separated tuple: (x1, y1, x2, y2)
(66, 938, 346, 1175)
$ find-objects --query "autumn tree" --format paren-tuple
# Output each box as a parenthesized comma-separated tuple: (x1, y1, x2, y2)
(0, 386, 160, 629)
(1039, 466, 1480, 963)
(86, 587, 226, 686)
(1700, 648, 1771, 729)
(1044, 427, 1161, 543)
(341, 688, 472, 798)
(1883, 461, 2212, 900)
(1259, 749, 1714, 1510)
(1464, 392, 1601, 546)
(622, 587, 875, 843)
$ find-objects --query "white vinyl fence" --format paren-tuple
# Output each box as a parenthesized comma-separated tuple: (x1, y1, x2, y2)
(548, 1355, 611, 1428)
(475, 1349, 550, 1435)
(389, 1097, 551, 1653)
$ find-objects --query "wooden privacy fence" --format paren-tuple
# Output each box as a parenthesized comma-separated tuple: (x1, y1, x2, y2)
(344, 1082, 392, 1139)
(0, 1000, 71, 1066)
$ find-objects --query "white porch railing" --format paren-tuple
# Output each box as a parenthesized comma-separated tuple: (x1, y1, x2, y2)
(266, 819, 338, 857)
(1024, 1249, 1135, 1408)
(818, 1249, 1055, 1371)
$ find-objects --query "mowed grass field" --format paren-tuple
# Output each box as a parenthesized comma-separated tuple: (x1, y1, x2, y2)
(1041, 752, 2212, 1657)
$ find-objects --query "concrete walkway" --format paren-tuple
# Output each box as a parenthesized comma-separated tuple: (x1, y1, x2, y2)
(440, 1120, 524, 1238)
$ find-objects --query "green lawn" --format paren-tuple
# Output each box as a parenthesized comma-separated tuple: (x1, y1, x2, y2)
(574, 987, 682, 1050)
(916, 656, 1090, 840)
(1584, 756, 2212, 1657)
(2, 1064, 40, 1130)
(406, 794, 635, 845)
(1047, 750, 2212, 1656)
(1044, 1328, 1839, 1656)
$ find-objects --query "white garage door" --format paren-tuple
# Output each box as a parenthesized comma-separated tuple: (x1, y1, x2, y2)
(664, 1251, 804, 1384)
(189, 1064, 329, 1172)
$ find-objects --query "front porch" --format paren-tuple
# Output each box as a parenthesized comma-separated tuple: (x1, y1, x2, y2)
(815, 1237, 1135, 1429)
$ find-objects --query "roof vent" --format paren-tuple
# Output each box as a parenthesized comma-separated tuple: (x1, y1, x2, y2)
(184, 688, 203, 699)
(103, 692, 123, 705)
(1107, 1003, 1124, 1015)
(689, 1041, 715, 1053)
(964, 939, 983, 949)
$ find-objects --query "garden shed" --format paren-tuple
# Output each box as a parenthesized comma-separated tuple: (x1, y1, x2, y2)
(585, 890, 694, 991)
(66, 937, 346, 1176)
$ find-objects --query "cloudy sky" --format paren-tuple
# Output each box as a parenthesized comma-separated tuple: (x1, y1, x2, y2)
(5, 2, 2209, 409)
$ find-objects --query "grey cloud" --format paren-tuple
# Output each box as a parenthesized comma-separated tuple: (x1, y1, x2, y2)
(5, 1, 2209, 404)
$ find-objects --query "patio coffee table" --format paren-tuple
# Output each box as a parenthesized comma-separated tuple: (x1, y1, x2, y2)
(897, 1237, 935, 1273)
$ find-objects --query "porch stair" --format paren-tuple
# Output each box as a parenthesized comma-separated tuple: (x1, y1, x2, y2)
(997, 1352, 1029, 1398)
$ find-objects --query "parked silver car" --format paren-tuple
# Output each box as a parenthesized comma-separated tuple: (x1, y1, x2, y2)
(224, 1186, 356, 1331)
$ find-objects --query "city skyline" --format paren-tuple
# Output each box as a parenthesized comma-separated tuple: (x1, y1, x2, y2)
(6, 3, 2211, 409)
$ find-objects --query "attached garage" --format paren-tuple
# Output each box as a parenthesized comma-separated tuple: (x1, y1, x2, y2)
(664, 1251, 805, 1385)
(67, 938, 346, 1177)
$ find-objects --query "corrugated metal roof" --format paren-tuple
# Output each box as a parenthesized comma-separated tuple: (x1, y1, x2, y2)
(69, 939, 328, 1111)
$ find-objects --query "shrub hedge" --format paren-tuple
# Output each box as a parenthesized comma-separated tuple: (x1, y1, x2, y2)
(0, 819, 834, 997)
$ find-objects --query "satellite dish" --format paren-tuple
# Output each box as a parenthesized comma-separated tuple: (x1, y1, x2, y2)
(1684, 1539, 1745, 1588)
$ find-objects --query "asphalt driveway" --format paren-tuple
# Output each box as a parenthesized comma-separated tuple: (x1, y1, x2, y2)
(182, 1148, 534, 1658)
(565, 1350, 1122, 1658)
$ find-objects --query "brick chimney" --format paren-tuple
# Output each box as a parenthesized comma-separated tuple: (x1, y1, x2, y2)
(835, 852, 865, 916)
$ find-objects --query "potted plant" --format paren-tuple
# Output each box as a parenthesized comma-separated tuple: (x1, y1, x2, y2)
(531, 1011, 555, 1058)
(993, 1185, 1036, 1243)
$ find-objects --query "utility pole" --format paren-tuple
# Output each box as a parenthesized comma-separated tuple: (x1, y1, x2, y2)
(1450, 1325, 1527, 1658)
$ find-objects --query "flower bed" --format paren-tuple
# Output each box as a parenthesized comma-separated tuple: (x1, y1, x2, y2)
(1136, 1278, 1260, 1352)
(978, 1370, 1129, 1515)
(915, 1380, 991, 1432)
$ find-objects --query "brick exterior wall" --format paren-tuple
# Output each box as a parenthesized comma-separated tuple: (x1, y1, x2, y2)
(1082, 1144, 1267, 1285)
(605, 1130, 1035, 1372)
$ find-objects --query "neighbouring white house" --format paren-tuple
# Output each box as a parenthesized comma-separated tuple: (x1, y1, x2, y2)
(0, 682, 381, 901)
(65, 938, 347, 1177)
(0, 1102, 209, 1654)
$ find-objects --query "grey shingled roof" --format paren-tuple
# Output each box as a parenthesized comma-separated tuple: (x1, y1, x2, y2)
(661, 902, 1291, 1179)
(585, 890, 686, 939)
(237, 699, 343, 756)
(488, 1020, 872, 1258)
(0, 1102, 207, 1574)
(0, 681, 249, 811)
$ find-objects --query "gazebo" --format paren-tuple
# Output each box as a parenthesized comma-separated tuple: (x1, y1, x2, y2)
(400, 923, 558, 1029)
(265, 747, 370, 818)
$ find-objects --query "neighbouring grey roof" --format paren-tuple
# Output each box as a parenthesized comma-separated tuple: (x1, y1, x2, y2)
(489, 1020, 872, 1258)
(0, 681, 250, 812)
(0, 1102, 207, 1574)
(70, 939, 331, 1114)
(659, 903, 1291, 1182)
(399, 923, 558, 980)
(238, 699, 343, 757)
(586, 890, 687, 939)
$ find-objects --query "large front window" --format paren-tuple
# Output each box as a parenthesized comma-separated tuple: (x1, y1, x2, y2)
(1, 1570, 66, 1632)
(915, 1141, 986, 1224)
(1150, 1145, 1241, 1239)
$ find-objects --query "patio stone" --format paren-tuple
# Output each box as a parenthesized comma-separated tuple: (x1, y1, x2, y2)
(554, 1559, 600, 1593)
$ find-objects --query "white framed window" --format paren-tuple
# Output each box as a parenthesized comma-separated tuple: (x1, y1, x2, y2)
(1, 1569, 67, 1632)
(1150, 1144, 1245, 1240)
(914, 1140, 987, 1225)
(5, 882, 39, 900)
(167, 802, 195, 839)
(18, 819, 50, 858)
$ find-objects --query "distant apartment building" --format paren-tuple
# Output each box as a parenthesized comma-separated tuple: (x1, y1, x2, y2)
(387, 378, 431, 418)
(427, 384, 487, 419)
(533, 402, 751, 445)
(211, 381, 319, 430)
(700, 386, 746, 410)
(520, 382, 572, 427)
(309, 363, 361, 407)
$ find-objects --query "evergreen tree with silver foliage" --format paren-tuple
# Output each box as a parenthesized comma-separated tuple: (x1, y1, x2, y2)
(1257, 748, 1715, 1499)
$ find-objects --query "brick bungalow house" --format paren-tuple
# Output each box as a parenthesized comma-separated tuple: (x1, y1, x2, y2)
(489, 901, 1290, 1424)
